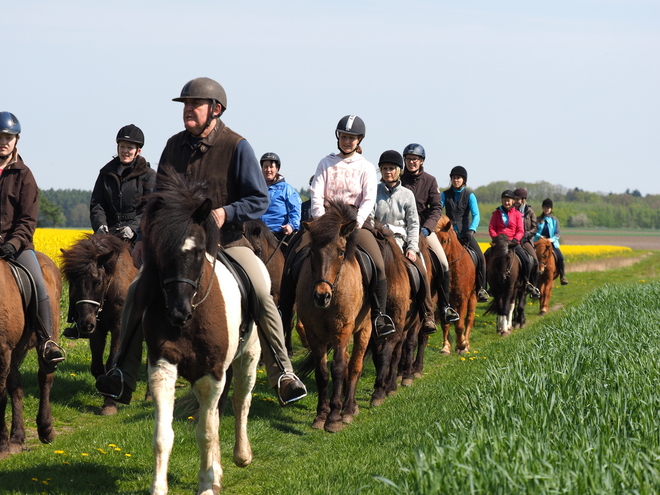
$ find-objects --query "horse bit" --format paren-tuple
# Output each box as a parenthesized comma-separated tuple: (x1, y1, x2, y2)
(75, 275, 113, 321)
(161, 255, 217, 310)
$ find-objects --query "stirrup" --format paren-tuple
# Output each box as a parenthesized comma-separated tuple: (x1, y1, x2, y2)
(527, 283, 541, 299)
(100, 368, 125, 400)
(373, 313, 395, 338)
(276, 372, 308, 405)
(444, 306, 460, 322)
(63, 324, 81, 340)
(42, 340, 66, 364)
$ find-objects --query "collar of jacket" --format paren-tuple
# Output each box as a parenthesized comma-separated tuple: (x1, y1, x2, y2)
(101, 155, 150, 180)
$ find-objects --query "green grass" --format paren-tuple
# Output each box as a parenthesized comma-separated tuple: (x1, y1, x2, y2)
(2, 251, 659, 494)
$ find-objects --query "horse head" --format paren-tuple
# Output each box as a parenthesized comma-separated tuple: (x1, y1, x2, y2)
(142, 168, 219, 327)
(305, 200, 358, 308)
(535, 237, 553, 275)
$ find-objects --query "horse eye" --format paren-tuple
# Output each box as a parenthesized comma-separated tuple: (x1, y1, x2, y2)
(339, 249, 345, 257)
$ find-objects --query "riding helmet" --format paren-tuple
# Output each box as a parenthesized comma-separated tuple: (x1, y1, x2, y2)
(116, 124, 145, 148)
(335, 115, 366, 138)
(260, 152, 281, 170)
(513, 188, 527, 199)
(173, 77, 228, 110)
(542, 198, 553, 209)
(449, 165, 468, 181)
(0, 112, 21, 135)
(501, 190, 515, 199)
(378, 150, 404, 169)
(402, 143, 425, 160)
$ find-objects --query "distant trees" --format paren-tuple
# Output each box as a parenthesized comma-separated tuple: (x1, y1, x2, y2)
(39, 188, 91, 228)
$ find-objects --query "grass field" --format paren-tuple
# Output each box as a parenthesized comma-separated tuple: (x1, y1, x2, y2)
(1, 232, 659, 493)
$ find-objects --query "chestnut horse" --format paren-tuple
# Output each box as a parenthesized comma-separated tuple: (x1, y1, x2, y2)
(60, 234, 136, 415)
(486, 234, 525, 336)
(370, 224, 417, 406)
(434, 216, 477, 354)
(139, 169, 260, 495)
(535, 237, 558, 316)
(0, 252, 61, 454)
(296, 200, 371, 432)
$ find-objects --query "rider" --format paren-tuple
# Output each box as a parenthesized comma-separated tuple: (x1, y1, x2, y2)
(440, 166, 489, 302)
(0, 112, 65, 369)
(372, 150, 437, 335)
(64, 125, 156, 339)
(534, 198, 569, 285)
(488, 190, 541, 298)
(279, 115, 396, 339)
(401, 143, 458, 324)
(260, 152, 302, 244)
(96, 77, 307, 406)
(513, 188, 540, 295)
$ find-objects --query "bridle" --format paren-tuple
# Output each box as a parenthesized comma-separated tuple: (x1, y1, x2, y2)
(161, 254, 217, 310)
(313, 250, 347, 295)
(75, 275, 113, 321)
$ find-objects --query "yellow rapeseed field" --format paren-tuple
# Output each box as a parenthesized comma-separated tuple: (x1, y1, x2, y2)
(478, 242, 631, 263)
(34, 229, 92, 267)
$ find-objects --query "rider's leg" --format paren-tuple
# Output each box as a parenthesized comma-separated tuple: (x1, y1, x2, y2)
(226, 246, 307, 405)
(467, 236, 489, 302)
(95, 274, 143, 404)
(15, 250, 65, 368)
(355, 229, 395, 337)
(426, 233, 458, 322)
(412, 256, 437, 334)
(555, 247, 569, 284)
(523, 241, 540, 290)
(516, 245, 540, 298)
(278, 231, 309, 337)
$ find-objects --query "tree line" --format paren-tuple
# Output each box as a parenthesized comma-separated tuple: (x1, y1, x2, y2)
(38, 182, 660, 230)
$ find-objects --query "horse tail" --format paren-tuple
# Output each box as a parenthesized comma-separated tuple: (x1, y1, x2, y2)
(295, 351, 317, 380)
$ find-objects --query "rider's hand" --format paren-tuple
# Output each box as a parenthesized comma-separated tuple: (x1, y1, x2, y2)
(131, 240, 143, 268)
(118, 226, 135, 240)
(406, 250, 417, 262)
(211, 207, 226, 229)
(421, 227, 431, 237)
(0, 243, 16, 259)
(96, 225, 109, 235)
(281, 224, 293, 235)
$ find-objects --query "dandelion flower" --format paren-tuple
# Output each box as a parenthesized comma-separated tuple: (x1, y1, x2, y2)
(108, 444, 116, 448)
(54, 450, 65, 454)
(81, 453, 89, 456)
(460, 357, 466, 361)
(114, 448, 121, 452)
(125, 453, 132, 457)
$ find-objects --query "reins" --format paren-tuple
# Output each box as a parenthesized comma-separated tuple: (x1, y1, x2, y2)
(264, 235, 287, 266)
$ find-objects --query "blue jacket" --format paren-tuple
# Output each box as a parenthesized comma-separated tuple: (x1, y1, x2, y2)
(534, 214, 561, 249)
(261, 174, 302, 233)
(441, 187, 480, 234)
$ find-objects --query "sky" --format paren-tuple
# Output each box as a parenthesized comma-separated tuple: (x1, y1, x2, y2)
(5, 0, 660, 195)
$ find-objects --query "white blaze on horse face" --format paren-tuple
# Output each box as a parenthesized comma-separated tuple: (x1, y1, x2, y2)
(182, 236, 196, 252)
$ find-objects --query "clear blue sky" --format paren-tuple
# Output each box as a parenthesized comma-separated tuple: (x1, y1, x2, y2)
(5, 0, 659, 195)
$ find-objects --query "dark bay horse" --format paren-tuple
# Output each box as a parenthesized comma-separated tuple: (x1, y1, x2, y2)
(139, 169, 260, 494)
(486, 234, 525, 336)
(296, 200, 371, 432)
(370, 224, 417, 406)
(60, 234, 137, 415)
(244, 219, 285, 306)
(434, 216, 477, 354)
(535, 237, 558, 316)
(0, 252, 61, 454)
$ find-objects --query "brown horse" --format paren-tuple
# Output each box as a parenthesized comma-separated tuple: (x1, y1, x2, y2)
(434, 216, 477, 354)
(60, 234, 137, 415)
(0, 252, 61, 454)
(535, 237, 558, 316)
(244, 220, 285, 305)
(370, 224, 417, 406)
(138, 169, 260, 494)
(296, 200, 371, 432)
(486, 234, 525, 336)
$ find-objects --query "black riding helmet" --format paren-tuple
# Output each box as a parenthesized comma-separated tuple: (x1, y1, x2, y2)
(402, 143, 425, 160)
(116, 124, 144, 148)
(260, 152, 281, 170)
(450, 165, 468, 182)
(173, 77, 227, 136)
(335, 115, 365, 155)
(0, 112, 21, 135)
(378, 150, 404, 169)
(501, 190, 515, 199)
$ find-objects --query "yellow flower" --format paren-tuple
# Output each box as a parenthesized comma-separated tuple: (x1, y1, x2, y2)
(108, 444, 116, 447)
(460, 357, 466, 361)
(32, 478, 38, 482)
(54, 450, 65, 454)
(63, 461, 70, 465)
(114, 448, 121, 451)
(81, 453, 89, 456)
(97, 449, 107, 454)
(125, 453, 132, 457)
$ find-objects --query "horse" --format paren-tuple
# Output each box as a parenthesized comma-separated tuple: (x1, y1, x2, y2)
(60, 234, 137, 416)
(296, 200, 371, 432)
(138, 169, 260, 495)
(535, 237, 558, 316)
(433, 216, 477, 354)
(369, 223, 417, 406)
(486, 234, 525, 336)
(0, 252, 61, 454)
(244, 220, 285, 306)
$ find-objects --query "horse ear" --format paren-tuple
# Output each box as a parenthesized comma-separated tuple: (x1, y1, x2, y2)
(252, 225, 262, 237)
(340, 219, 358, 238)
(193, 198, 214, 224)
(302, 221, 312, 232)
(97, 250, 116, 270)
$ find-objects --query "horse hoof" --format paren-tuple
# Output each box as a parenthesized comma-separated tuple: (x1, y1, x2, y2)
(312, 417, 326, 429)
(539, 310, 547, 316)
(401, 378, 413, 387)
(386, 389, 397, 397)
(342, 414, 355, 424)
(441, 347, 451, 356)
(101, 404, 118, 416)
(413, 372, 423, 379)
(38, 426, 55, 444)
(371, 397, 385, 407)
(324, 421, 343, 433)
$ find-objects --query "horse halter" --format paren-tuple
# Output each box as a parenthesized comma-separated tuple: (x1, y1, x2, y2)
(161, 254, 217, 310)
(313, 250, 347, 295)
(75, 275, 113, 321)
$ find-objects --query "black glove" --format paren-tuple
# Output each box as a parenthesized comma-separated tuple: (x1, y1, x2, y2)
(510, 238, 520, 246)
(0, 243, 17, 259)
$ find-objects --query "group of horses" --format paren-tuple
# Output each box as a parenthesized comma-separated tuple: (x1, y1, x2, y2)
(0, 171, 562, 494)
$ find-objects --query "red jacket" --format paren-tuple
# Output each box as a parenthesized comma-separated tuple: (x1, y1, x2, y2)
(489, 206, 523, 242)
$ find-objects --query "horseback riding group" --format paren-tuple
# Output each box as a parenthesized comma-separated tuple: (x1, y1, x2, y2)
(0, 76, 569, 491)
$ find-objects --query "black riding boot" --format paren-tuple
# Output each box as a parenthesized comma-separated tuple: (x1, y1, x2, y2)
(36, 297, 65, 370)
(476, 255, 489, 302)
(372, 279, 395, 338)
(556, 249, 569, 285)
(440, 270, 459, 323)
(62, 303, 88, 340)
(521, 251, 541, 299)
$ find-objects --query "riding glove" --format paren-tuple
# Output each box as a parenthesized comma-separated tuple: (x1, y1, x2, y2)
(421, 227, 431, 237)
(117, 226, 135, 240)
(0, 243, 16, 259)
(96, 225, 109, 234)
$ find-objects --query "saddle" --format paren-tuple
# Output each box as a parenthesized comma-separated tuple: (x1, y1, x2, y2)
(216, 248, 259, 334)
(5, 258, 39, 330)
(403, 259, 422, 296)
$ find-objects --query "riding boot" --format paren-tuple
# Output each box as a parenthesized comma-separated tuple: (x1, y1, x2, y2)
(62, 303, 87, 340)
(36, 297, 66, 371)
(95, 279, 142, 404)
(476, 255, 489, 302)
(523, 253, 541, 299)
(440, 270, 459, 323)
(418, 267, 437, 335)
(556, 250, 569, 285)
(372, 279, 395, 338)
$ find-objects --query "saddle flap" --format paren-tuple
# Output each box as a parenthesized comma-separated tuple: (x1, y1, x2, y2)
(216, 249, 258, 333)
(7, 259, 37, 320)
(356, 247, 376, 294)
(404, 260, 422, 295)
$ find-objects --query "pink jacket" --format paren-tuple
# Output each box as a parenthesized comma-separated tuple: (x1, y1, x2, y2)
(489, 206, 524, 242)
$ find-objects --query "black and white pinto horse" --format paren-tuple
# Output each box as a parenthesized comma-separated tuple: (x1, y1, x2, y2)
(139, 168, 260, 495)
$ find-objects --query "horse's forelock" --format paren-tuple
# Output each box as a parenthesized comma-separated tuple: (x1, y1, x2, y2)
(309, 200, 359, 256)
(61, 234, 126, 279)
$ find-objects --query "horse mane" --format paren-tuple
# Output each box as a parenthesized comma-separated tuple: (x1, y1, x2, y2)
(244, 219, 280, 254)
(61, 233, 127, 279)
(142, 166, 220, 259)
(307, 200, 358, 258)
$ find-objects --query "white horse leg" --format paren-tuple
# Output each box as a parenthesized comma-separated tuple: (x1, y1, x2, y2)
(192, 375, 224, 495)
(232, 323, 260, 467)
(506, 302, 515, 332)
(149, 358, 178, 495)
